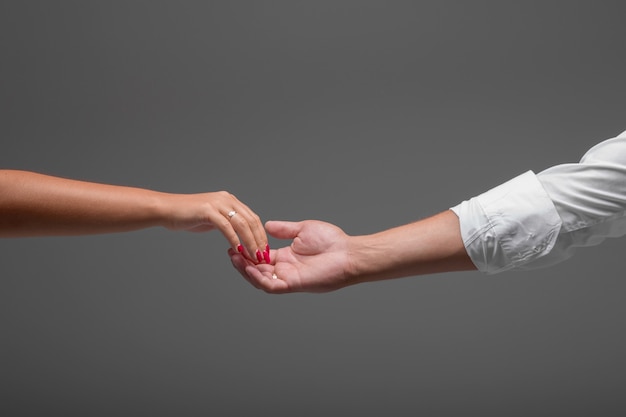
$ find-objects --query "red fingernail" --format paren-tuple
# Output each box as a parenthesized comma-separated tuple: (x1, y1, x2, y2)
(263, 250, 270, 264)
(237, 244, 243, 253)
(256, 250, 263, 263)
(266, 244, 270, 252)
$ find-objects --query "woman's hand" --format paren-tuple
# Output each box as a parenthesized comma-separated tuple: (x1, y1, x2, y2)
(162, 191, 270, 264)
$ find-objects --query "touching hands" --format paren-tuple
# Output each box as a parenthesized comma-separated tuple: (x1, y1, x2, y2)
(229, 220, 355, 293)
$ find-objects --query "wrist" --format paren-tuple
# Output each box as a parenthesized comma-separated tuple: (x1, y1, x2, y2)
(152, 192, 180, 230)
(345, 233, 392, 285)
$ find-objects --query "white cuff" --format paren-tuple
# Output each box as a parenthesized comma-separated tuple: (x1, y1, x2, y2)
(450, 170, 562, 274)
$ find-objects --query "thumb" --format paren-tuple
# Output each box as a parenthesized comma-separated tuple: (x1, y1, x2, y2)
(265, 220, 303, 240)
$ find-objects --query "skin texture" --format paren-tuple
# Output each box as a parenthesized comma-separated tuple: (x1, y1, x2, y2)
(0, 169, 269, 262)
(229, 210, 477, 294)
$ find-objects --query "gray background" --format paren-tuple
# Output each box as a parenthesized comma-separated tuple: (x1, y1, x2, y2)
(1, 1, 625, 416)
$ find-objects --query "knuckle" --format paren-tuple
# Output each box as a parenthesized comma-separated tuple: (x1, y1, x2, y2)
(216, 190, 232, 200)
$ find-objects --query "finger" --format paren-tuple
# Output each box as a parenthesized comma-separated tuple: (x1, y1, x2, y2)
(265, 220, 303, 240)
(228, 248, 250, 275)
(231, 197, 268, 253)
(226, 208, 264, 262)
(222, 204, 266, 262)
(228, 249, 263, 289)
(214, 212, 241, 253)
(267, 249, 277, 266)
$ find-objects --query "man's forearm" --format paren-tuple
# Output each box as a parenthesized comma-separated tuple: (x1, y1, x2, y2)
(347, 210, 476, 284)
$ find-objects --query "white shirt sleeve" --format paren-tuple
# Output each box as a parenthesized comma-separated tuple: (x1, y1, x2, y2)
(450, 129, 626, 274)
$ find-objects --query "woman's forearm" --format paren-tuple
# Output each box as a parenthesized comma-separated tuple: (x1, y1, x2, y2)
(0, 170, 168, 236)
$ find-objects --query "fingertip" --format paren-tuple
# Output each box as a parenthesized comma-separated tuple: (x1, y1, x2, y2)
(229, 251, 242, 266)
(264, 220, 287, 229)
(265, 220, 301, 239)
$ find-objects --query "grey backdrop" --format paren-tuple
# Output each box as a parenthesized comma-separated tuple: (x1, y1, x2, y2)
(1, 1, 625, 416)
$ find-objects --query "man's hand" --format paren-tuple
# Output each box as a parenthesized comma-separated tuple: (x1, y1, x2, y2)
(229, 220, 355, 293)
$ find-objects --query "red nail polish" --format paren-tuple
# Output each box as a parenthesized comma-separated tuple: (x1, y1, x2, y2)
(266, 244, 270, 252)
(237, 244, 243, 253)
(263, 250, 270, 264)
(256, 250, 263, 263)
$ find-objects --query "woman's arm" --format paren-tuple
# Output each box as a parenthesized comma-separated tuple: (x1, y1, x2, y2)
(0, 170, 269, 262)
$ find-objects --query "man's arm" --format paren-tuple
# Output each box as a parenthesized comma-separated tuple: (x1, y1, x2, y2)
(229, 210, 476, 294)
(231, 129, 626, 292)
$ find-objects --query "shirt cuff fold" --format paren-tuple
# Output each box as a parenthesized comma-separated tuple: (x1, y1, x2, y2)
(450, 170, 562, 274)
